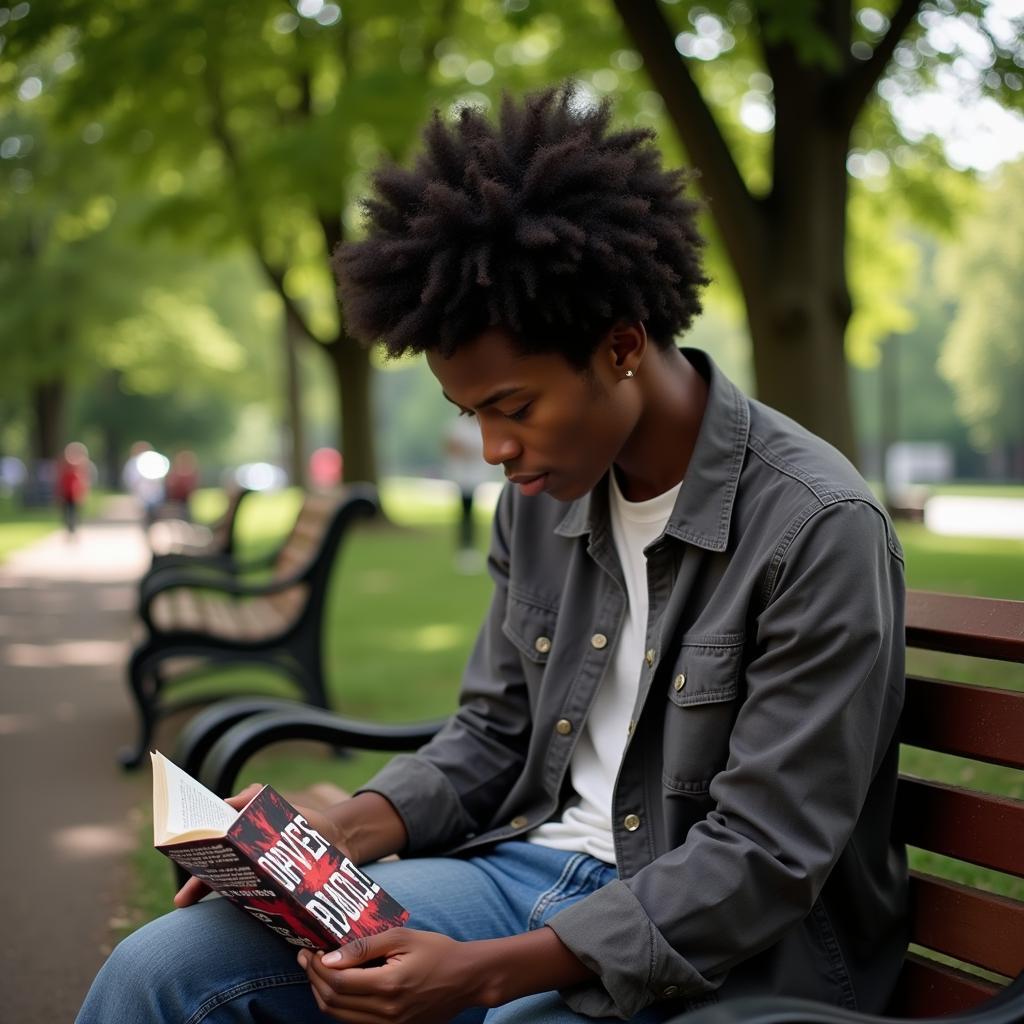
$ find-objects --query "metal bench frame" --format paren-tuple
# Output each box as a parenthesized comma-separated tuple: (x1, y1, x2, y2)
(120, 486, 377, 769)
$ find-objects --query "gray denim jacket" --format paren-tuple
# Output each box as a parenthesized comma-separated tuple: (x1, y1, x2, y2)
(364, 350, 908, 1018)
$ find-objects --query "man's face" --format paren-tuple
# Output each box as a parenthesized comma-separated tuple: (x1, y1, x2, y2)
(426, 327, 638, 502)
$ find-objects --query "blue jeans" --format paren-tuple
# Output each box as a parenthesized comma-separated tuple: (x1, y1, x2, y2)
(77, 841, 679, 1023)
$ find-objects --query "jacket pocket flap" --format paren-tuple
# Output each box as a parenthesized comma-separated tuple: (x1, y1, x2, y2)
(502, 593, 559, 663)
(668, 638, 743, 707)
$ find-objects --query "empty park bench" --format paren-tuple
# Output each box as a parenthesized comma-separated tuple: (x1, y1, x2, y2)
(177, 590, 1024, 1022)
(146, 483, 251, 572)
(119, 486, 378, 769)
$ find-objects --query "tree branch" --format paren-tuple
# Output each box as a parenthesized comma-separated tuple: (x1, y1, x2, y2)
(843, 0, 923, 126)
(611, 0, 766, 292)
(202, 56, 322, 347)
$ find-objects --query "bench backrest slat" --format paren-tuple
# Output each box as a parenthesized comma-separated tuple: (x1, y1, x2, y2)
(896, 776, 1024, 878)
(888, 953, 1001, 1018)
(272, 493, 339, 581)
(906, 591, 1024, 663)
(902, 676, 1024, 770)
(895, 590, 1024, 1017)
(908, 871, 1024, 978)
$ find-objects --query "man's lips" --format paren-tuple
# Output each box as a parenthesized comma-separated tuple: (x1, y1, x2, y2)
(507, 472, 549, 497)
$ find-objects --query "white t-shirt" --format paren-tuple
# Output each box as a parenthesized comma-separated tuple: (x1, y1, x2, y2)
(529, 471, 682, 864)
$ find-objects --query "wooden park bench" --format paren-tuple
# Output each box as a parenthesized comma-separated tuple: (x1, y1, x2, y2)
(176, 590, 1024, 1022)
(119, 486, 378, 770)
(146, 483, 251, 571)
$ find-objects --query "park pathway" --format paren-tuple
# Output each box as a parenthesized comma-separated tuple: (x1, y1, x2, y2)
(0, 498, 153, 1023)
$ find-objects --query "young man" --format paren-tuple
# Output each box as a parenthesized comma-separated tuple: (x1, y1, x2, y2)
(78, 87, 907, 1023)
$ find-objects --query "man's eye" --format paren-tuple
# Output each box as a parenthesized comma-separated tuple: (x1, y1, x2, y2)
(506, 403, 532, 423)
(458, 408, 476, 418)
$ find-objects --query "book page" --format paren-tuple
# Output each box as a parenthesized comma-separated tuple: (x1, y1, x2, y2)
(153, 751, 239, 841)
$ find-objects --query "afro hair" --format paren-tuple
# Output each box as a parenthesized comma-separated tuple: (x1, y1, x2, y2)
(335, 84, 709, 368)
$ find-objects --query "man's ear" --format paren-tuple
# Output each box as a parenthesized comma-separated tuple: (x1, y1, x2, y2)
(605, 322, 647, 377)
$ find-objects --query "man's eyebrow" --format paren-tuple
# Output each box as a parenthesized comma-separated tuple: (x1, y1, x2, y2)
(441, 386, 524, 411)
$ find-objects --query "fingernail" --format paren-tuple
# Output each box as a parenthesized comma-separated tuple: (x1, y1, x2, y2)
(322, 951, 342, 966)
(297, 951, 308, 968)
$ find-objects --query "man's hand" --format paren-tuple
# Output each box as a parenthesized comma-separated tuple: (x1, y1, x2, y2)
(296, 924, 596, 1023)
(173, 784, 344, 909)
(297, 928, 486, 1024)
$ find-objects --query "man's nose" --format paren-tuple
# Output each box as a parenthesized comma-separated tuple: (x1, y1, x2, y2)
(479, 423, 520, 466)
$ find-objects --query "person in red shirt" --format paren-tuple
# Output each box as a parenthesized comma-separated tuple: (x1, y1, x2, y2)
(55, 441, 91, 536)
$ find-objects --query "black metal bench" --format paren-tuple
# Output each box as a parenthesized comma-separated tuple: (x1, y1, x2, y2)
(146, 483, 251, 572)
(178, 591, 1024, 1022)
(119, 486, 378, 769)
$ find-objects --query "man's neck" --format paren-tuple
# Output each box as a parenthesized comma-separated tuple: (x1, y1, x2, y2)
(613, 347, 708, 502)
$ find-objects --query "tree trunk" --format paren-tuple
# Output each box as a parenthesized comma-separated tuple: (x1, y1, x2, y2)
(746, 82, 858, 461)
(283, 310, 307, 488)
(31, 378, 65, 463)
(612, 0, 872, 464)
(323, 332, 376, 485)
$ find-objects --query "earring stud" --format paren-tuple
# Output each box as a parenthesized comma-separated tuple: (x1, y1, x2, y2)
(625, 369, 635, 378)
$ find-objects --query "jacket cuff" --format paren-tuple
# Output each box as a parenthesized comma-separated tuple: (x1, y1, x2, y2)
(357, 754, 477, 854)
(547, 879, 715, 1018)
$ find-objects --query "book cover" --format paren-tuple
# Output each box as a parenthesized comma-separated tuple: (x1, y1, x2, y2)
(153, 752, 408, 950)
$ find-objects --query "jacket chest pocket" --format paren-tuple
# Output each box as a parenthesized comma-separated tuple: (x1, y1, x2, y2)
(501, 590, 559, 699)
(661, 636, 744, 794)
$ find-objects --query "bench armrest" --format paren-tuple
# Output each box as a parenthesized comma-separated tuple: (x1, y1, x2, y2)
(198, 706, 449, 797)
(138, 573, 309, 627)
(670, 972, 1024, 1024)
(172, 698, 314, 780)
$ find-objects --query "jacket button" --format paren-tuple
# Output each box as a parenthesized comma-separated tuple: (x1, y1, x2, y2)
(673, 673, 686, 691)
(591, 633, 608, 649)
(663, 986, 679, 998)
(510, 816, 528, 829)
(555, 718, 573, 735)
(535, 636, 552, 654)
(645, 648, 656, 667)
(623, 813, 641, 831)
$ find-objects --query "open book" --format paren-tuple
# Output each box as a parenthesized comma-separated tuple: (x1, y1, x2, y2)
(152, 750, 408, 950)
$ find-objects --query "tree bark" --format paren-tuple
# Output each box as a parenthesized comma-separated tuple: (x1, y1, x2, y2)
(612, 0, 909, 463)
(31, 378, 65, 463)
(323, 331, 376, 485)
(283, 310, 307, 488)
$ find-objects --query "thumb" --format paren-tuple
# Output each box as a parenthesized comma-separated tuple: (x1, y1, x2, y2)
(225, 783, 263, 811)
(321, 928, 404, 968)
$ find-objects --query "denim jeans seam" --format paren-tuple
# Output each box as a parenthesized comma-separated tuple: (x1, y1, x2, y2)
(184, 971, 309, 1024)
(528, 853, 587, 930)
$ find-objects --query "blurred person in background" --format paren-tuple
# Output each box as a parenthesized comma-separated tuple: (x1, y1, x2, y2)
(164, 450, 200, 520)
(55, 441, 92, 537)
(444, 412, 492, 573)
(122, 441, 167, 526)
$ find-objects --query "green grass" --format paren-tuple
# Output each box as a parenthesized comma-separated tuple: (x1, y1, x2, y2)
(927, 483, 1024, 499)
(125, 484, 1024, 938)
(0, 491, 109, 562)
(898, 522, 1024, 600)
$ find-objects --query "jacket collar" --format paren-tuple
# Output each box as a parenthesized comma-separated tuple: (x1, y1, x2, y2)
(554, 349, 749, 553)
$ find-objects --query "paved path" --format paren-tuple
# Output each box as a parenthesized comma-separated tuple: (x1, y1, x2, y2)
(0, 498, 154, 1023)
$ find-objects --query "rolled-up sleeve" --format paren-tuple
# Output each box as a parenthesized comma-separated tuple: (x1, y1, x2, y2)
(548, 498, 906, 1017)
(359, 486, 534, 853)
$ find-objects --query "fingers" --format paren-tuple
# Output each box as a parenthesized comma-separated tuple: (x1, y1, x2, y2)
(173, 876, 210, 908)
(300, 942, 391, 997)
(225, 783, 263, 811)
(321, 931, 394, 967)
(298, 950, 391, 1021)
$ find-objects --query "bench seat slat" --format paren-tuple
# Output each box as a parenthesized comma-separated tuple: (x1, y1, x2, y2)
(902, 676, 1024, 770)
(908, 871, 1024, 978)
(888, 951, 1001, 1018)
(896, 776, 1024, 878)
(906, 591, 1024, 663)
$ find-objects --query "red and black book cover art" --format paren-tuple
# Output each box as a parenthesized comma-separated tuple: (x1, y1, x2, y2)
(162, 786, 408, 951)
